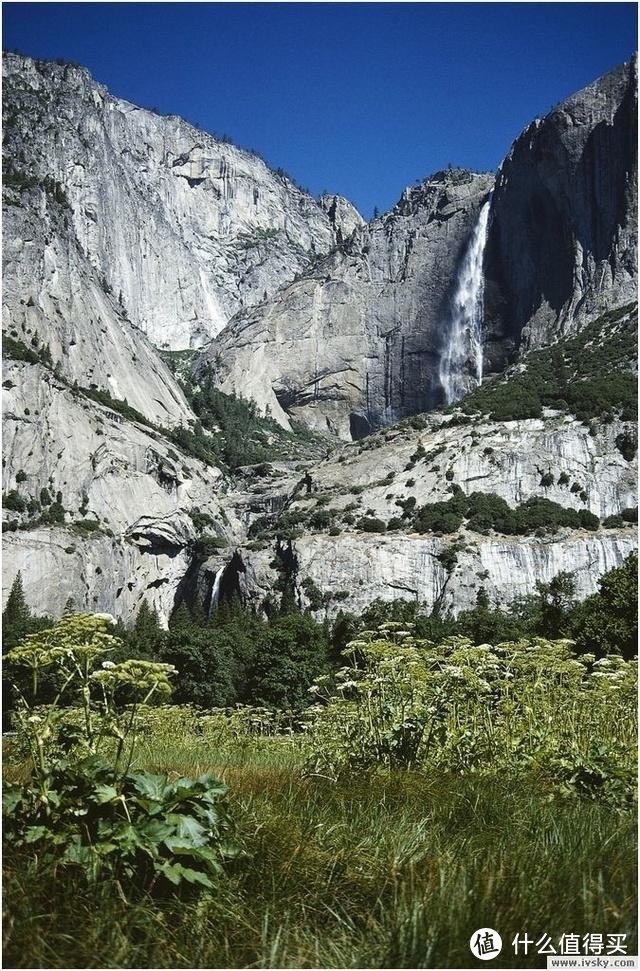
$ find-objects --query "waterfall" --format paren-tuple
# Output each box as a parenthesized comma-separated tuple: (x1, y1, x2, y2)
(209, 567, 224, 614)
(439, 195, 492, 405)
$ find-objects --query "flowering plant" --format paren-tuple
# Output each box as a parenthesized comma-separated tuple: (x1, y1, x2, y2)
(3, 613, 238, 893)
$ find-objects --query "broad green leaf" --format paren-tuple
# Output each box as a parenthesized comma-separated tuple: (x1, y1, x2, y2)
(139, 819, 174, 841)
(64, 842, 95, 866)
(3, 788, 22, 814)
(168, 813, 209, 846)
(127, 772, 169, 801)
(23, 825, 49, 844)
(92, 784, 119, 804)
(158, 861, 214, 888)
(196, 774, 227, 795)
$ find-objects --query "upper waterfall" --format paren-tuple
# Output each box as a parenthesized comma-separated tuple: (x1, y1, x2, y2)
(439, 195, 492, 405)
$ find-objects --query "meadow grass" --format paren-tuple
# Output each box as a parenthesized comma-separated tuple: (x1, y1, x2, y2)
(3, 735, 636, 969)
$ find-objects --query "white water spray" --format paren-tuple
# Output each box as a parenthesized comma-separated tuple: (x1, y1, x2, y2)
(439, 196, 492, 404)
(209, 567, 224, 615)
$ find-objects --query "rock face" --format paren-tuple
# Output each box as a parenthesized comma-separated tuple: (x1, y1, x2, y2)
(199, 170, 495, 439)
(3, 176, 192, 427)
(3, 53, 359, 350)
(2, 52, 637, 629)
(484, 56, 638, 352)
(199, 59, 637, 439)
(203, 410, 638, 618)
(235, 529, 636, 620)
(2, 359, 242, 624)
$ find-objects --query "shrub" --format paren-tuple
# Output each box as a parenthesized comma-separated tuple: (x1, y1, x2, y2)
(3, 490, 26, 513)
(578, 510, 600, 530)
(3, 614, 238, 893)
(304, 624, 637, 786)
(192, 534, 228, 559)
(603, 514, 624, 528)
(466, 492, 515, 534)
(309, 509, 332, 530)
(358, 517, 387, 533)
(72, 519, 101, 534)
(437, 546, 459, 572)
(615, 432, 637, 462)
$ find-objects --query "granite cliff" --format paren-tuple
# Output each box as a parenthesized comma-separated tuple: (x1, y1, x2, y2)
(198, 170, 495, 439)
(2, 53, 637, 626)
(199, 58, 637, 439)
(3, 52, 361, 354)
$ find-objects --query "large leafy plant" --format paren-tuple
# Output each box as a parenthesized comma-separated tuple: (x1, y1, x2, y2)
(303, 623, 637, 804)
(3, 613, 238, 892)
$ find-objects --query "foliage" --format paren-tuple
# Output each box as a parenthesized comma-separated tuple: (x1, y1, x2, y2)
(245, 613, 332, 709)
(304, 624, 637, 796)
(4, 761, 237, 891)
(191, 533, 228, 559)
(177, 373, 327, 470)
(159, 622, 236, 708)
(358, 515, 387, 533)
(79, 384, 152, 427)
(455, 303, 637, 422)
(3, 614, 237, 894)
(615, 431, 638, 462)
(129, 600, 164, 659)
(3, 489, 26, 512)
(2, 574, 54, 721)
(409, 487, 601, 536)
(2, 572, 36, 650)
(571, 553, 638, 659)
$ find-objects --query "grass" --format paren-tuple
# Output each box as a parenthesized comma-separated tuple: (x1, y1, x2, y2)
(3, 736, 636, 969)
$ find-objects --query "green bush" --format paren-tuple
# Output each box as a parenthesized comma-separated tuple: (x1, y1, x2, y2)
(615, 431, 637, 462)
(192, 534, 228, 559)
(603, 514, 624, 528)
(309, 509, 333, 530)
(3, 490, 26, 513)
(457, 303, 637, 423)
(72, 519, 102, 534)
(410, 490, 600, 537)
(358, 517, 387, 533)
(3, 614, 237, 893)
(304, 625, 636, 787)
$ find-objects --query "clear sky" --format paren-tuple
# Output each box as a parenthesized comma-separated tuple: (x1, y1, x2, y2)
(2, 2, 637, 217)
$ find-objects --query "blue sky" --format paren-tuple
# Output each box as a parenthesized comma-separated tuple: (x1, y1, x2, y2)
(3, 2, 637, 217)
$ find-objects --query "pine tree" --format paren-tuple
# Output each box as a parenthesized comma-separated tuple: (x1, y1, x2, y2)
(62, 596, 77, 616)
(132, 599, 163, 657)
(169, 601, 192, 631)
(2, 572, 31, 651)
